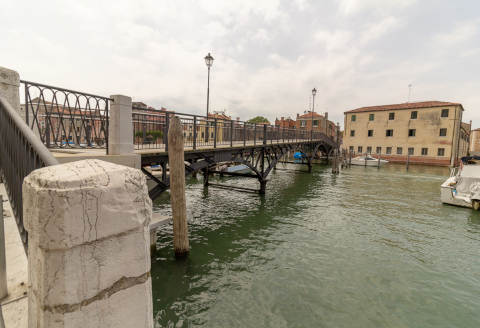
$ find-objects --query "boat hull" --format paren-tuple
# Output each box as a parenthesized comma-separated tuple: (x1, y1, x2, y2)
(440, 177, 472, 208)
(350, 159, 389, 166)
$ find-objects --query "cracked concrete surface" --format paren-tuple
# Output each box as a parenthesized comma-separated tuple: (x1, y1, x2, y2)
(23, 159, 153, 327)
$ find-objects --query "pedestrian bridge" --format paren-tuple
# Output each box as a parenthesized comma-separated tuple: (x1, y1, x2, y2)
(0, 78, 340, 250)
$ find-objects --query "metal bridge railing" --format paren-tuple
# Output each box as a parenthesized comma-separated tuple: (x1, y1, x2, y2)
(0, 95, 59, 250)
(132, 107, 336, 151)
(21, 80, 111, 152)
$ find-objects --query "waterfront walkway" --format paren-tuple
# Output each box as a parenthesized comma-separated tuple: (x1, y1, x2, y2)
(0, 183, 27, 328)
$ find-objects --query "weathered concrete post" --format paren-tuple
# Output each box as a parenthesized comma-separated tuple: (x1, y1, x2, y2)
(23, 159, 153, 328)
(168, 117, 189, 258)
(0, 66, 23, 121)
(109, 95, 134, 155)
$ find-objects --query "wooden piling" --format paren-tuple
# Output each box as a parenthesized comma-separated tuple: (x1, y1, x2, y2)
(168, 116, 189, 258)
(406, 153, 410, 171)
(377, 153, 381, 168)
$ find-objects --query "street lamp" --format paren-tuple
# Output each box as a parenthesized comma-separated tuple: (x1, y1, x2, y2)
(205, 52, 214, 117)
(311, 88, 317, 140)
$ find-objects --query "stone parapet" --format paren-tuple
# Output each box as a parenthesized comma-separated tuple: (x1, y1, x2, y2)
(109, 95, 134, 155)
(23, 159, 153, 327)
(0, 66, 23, 121)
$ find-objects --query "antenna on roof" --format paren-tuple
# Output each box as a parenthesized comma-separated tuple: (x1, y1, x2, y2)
(408, 84, 412, 103)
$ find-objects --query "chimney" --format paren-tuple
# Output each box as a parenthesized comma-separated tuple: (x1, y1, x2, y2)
(297, 113, 300, 118)
(324, 112, 328, 120)
(281, 116, 284, 121)
(236, 117, 240, 121)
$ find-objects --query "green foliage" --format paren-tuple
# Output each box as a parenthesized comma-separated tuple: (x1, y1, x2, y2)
(135, 130, 163, 140)
(247, 116, 270, 124)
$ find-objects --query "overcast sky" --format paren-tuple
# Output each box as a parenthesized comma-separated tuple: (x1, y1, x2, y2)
(2, 0, 479, 128)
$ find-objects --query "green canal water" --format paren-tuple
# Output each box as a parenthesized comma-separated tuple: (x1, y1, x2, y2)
(151, 163, 480, 328)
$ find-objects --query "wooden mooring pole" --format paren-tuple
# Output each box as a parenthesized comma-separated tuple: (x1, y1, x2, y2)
(406, 153, 410, 171)
(168, 116, 189, 258)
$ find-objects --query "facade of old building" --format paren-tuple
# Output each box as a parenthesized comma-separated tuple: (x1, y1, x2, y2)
(343, 101, 470, 166)
(295, 111, 337, 139)
(470, 128, 480, 155)
(275, 117, 296, 129)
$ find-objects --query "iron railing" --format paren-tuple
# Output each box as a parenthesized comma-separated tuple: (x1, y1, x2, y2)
(21, 80, 111, 152)
(132, 107, 335, 151)
(0, 95, 59, 250)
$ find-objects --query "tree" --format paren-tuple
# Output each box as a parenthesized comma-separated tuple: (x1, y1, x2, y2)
(247, 116, 270, 124)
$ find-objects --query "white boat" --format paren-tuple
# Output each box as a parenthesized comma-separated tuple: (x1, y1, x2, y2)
(350, 155, 389, 166)
(223, 164, 251, 174)
(441, 156, 480, 210)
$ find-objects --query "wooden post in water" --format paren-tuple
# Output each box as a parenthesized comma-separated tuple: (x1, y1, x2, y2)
(364, 153, 367, 167)
(406, 153, 410, 171)
(377, 152, 381, 169)
(168, 116, 189, 258)
(349, 151, 352, 167)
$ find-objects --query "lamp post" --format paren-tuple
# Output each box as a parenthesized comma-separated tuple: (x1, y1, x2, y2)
(205, 52, 214, 117)
(311, 88, 317, 140)
(204, 52, 214, 143)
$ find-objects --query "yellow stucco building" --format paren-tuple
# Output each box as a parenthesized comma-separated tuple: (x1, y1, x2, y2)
(470, 128, 480, 155)
(343, 101, 470, 166)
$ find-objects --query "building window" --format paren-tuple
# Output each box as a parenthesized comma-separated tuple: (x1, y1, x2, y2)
(367, 146, 372, 154)
(441, 109, 449, 117)
(349, 146, 354, 152)
(411, 111, 418, 119)
(438, 148, 445, 156)
(358, 146, 363, 153)
(376, 147, 382, 154)
(386, 147, 392, 154)
(313, 120, 319, 127)
(368, 130, 373, 137)
(421, 148, 428, 156)
(350, 130, 355, 137)
(389, 112, 395, 120)
(386, 129, 393, 137)
(301, 121, 306, 127)
(201, 132, 205, 138)
(351, 115, 356, 122)
(369, 114, 375, 121)
(439, 128, 447, 136)
(408, 129, 416, 137)
(408, 147, 414, 155)
(397, 147, 403, 155)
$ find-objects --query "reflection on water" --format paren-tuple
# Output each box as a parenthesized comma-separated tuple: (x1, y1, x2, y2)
(151, 163, 480, 328)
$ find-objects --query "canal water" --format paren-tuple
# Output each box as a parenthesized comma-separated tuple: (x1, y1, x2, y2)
(151, 163, 480, 328)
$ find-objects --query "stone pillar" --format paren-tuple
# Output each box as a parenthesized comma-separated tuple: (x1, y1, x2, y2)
(109, 95, 134, 155)
(0, 66, 23, 121)
(23, 159, 153, 328)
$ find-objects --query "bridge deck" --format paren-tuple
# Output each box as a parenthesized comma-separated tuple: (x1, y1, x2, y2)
(50, 138, 329, 158)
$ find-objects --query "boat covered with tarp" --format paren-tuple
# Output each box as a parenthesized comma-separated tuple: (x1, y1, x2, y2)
(441, 156, 480, 210)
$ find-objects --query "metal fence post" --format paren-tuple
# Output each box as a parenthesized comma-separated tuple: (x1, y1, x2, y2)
(230, 120, 234, 147)
(243, 123, 246, 147)
(263, 124, 267, 145)
(164, 114, 170, 152)
(193, 116, 197, 150)
(0, 195, 7, 300)
(213, 118, 217, 148)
